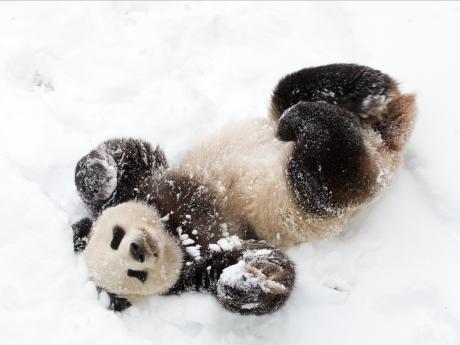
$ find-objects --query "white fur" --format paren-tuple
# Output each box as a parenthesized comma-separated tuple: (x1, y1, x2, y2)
(179, 117, 403, 247)
(85, 202, 183, 301)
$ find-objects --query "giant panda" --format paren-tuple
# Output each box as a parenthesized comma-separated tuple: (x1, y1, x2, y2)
(72, 63, 415, 314)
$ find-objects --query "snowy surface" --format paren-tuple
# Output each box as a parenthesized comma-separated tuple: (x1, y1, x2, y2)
(1, 2, 460, 345)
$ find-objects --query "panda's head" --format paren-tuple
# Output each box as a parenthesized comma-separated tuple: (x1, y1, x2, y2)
(76, 202, 183, 302)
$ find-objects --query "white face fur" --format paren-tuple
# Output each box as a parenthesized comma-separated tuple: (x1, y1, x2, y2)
(85, 202, 183, 301)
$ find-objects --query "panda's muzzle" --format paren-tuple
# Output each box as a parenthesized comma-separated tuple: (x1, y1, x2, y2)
(130, 230, 158, 263)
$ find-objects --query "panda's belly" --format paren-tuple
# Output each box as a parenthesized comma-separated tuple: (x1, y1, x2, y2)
(179, 117, 347, 247)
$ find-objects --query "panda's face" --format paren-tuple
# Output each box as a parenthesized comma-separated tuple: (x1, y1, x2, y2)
(85, 202, 183, 301)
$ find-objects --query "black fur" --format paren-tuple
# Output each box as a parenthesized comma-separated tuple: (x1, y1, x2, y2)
(271, 63, 396, 120)
(151, 172, 226, 246)
(278, 102, 378, 216)
(110, 225, 125, 250)
(127, 269, 148, 283)
(96, 287, 132, 312)
(129, 242, 145, 262)
(72, 217, 93, 252)
(75, 138, 168, 215)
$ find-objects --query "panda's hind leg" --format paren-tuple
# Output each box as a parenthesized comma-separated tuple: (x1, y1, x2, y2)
(277, 102, 379, 217)
(271, 63, 416, 152)
(270, 63, 399, 121)
(75, 138, 168, 215)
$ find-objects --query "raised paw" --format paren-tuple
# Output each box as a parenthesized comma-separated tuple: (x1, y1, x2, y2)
(75, 138, 169, 214)
(271, 63, 398, 121)
(218, 260, 287, 297)
(75, 145, 118, 206)
(243, 247, 295, 291)
(276, 101, 362, 147)
(216, 246, 295, 315)
(245, 261, 288, 294)
(277, 101, 380, 216)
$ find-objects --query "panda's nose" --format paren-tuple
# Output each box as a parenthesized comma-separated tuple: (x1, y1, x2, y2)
(130, 241, 145, 263)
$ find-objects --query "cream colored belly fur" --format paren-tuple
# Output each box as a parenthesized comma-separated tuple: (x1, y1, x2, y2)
(178, 117, 376, 247)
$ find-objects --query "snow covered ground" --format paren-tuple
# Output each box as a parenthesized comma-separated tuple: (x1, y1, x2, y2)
(0, 2, 459, 345)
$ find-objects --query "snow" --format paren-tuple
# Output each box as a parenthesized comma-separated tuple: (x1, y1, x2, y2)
(218, 261, 257, 289)
(216, 235, 242, 251)
(182, 238, 195, 246)
(209, 243, 222, 252)
(243, 248, 274, 259)
(185, 245, 201, 260)
(0, 2, 459, 345)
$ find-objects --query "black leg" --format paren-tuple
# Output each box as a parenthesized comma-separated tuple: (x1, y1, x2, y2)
(75, 138, 168, 215)
(167, 240, 295, 316)
(271, 63, 398, 121)
(278, 102, 379, 217)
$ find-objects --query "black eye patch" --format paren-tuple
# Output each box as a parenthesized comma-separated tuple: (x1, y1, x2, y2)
(111, 225, 125, 250)
(127, 269, 148, 283)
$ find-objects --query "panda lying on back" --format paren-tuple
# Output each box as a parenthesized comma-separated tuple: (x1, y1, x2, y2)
(72, 64, 415, 315)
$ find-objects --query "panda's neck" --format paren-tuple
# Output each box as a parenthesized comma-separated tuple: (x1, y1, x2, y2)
(150, 171, 239, 257)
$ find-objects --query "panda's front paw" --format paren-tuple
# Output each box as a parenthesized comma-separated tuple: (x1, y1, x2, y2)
(216, 247, 295, 315)
(243, 247, 295, 295)
(218, 260, 287, 298)
(75, 148, 118, 204)
(244, 260, 288, 295)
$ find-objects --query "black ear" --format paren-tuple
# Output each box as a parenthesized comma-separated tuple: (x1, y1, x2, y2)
(96, 287, 132, 312)
(72, 217, 93, 252)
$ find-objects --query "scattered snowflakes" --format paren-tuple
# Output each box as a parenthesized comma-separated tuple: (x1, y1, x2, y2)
(243, 248, 273, 259)
(185, 245, 201, 260)
(216, 235, 242, 251)
(208, 243, 221, 252)
(182, 238, 195, 246)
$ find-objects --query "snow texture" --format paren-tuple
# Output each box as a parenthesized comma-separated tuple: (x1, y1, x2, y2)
(216, 235, 242, 251)
(0, 2, 460, 345)
(218, 261, 257, 289)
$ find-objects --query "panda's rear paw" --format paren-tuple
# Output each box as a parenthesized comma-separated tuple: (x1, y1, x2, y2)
(276, 101, 357, 147)
(276, 101, 325, 143)
(276, 102, 319, 143)
(276, 104, 302, 142)
(75, 148, 118, 204)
